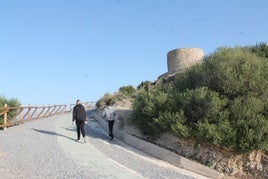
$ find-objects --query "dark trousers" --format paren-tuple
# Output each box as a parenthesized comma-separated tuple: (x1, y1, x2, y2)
(108, 120, 114, 139)
(76, 120, 85, 139)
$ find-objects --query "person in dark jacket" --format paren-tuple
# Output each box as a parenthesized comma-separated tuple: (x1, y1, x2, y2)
(72, 99, 87, 143)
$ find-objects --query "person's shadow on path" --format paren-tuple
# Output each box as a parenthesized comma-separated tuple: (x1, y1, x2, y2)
(32, 128, 77, 142)
(64, 127, 76, 132)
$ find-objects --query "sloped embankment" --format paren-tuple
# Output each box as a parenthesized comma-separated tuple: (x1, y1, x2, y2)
(93, 100, 268, 179)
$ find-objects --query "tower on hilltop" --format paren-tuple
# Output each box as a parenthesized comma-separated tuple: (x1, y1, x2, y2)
(158, 48, 204, 79)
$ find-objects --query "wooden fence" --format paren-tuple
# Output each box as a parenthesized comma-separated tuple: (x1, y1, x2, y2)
(0, 102, 95, 130)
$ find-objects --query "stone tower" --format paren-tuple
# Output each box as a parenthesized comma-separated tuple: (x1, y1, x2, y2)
(158, 48, 204, 79)
(167, 48, 204, 75)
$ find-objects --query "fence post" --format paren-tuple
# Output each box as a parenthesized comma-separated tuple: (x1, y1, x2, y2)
(28, 104, 31, 120)
(19, 107, 23, 124)
(4, 103, 7, 130)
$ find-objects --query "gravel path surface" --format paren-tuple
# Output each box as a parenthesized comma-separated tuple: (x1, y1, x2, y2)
(0, 112, 210, 179)
(0, 116, 99, 179)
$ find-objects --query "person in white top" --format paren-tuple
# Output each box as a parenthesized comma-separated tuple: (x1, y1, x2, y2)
(103, 100, 115, 140)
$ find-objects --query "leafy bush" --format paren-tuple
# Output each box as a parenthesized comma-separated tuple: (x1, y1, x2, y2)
(0, 96, 21, 125)
(132, 89, 168, 136)
(250, 42, 268, 58)
(175, 87, 228, 126)
(158, 110, 190, 138)
(137, 81, 153, 91)
(132, 44, 268, 153)
(119, 85, 136, 96)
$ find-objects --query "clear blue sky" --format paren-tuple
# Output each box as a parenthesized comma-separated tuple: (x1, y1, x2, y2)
(1, 0, 267, 106)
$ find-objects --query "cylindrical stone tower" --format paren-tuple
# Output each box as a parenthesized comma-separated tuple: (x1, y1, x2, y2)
(167, 48, 204, 74)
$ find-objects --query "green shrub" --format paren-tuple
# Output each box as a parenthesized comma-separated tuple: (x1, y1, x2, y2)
(132, 89, 168, 136)
(131, 44, 268, 153)
(175, 87, 228, 127)
(0, 96, 21, 125)
(137, 81, 153, 91)
(174, 87, 232, 145)
(154, 110, 189, 136)
(202, 48, 267, 99)
(169, 111, 191, 138)
(235, 117, 268, 152)
(196, 119, 236, 146)
(173, 63, 206, 92)
(119, 85, 136, 96)
(250, 42, 268, 58)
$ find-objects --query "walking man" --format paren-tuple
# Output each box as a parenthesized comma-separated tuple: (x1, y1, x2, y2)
(103, 99, 115, 140)
(72, 99, 87, 143)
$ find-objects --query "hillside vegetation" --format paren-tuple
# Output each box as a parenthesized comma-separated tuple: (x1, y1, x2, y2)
(98, 43, 268, 154)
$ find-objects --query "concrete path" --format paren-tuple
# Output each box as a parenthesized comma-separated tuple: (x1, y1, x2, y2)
(55, 113, 143, 179)
(0, 112, 211, 178)
(55, 112, 210, 179)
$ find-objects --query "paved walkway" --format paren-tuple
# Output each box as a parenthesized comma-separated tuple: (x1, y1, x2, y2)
(55, 112, 210, 179)
(55, 113, 143, 179)
(0, 112, 210, 178)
